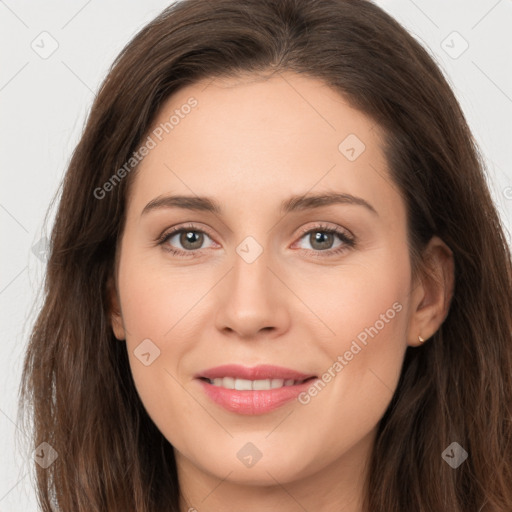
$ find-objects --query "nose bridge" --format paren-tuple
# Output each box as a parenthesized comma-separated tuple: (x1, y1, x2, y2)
(231, 233, 275, 300)
(214, 232, 289, 336)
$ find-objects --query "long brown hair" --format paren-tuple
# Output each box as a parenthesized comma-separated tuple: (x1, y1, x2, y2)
(19, 0, 512, 510)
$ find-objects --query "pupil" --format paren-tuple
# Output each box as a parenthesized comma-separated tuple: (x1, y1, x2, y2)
(312, 231, 332, 249)
(182, 231, 202, 249)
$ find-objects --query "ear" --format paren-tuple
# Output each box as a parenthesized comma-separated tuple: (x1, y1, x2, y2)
(407, 236, 455, 347)
(107, 274, 126, 341)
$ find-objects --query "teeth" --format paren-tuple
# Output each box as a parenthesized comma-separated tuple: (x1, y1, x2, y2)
(253, 379, 271, 390)
(235, 378, 252, 391)
(209, 377, 302, 390)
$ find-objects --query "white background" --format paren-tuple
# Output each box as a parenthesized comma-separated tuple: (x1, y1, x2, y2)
(1, 0, 511, 509)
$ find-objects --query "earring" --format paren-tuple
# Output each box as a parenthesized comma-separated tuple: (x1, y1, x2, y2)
(418, 335, 425, 344)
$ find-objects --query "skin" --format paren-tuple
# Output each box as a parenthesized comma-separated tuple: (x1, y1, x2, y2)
(109, 71, 454, 512)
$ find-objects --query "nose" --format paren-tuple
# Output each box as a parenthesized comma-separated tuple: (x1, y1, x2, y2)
(214, 242, 291, 340)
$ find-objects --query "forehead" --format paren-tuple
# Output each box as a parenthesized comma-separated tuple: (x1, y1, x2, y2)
(126, 72, 402, 224)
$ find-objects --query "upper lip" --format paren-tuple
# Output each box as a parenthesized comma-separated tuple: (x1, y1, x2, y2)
(195, 364, 316, 381)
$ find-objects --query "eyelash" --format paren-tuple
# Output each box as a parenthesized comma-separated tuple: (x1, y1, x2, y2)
(156, 222, 356, 259)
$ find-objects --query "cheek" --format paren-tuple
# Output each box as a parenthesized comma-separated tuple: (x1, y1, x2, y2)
(300, 258, 409, 433)
(303, 253, 409, 356)
(117, 262, 198, 445)
(117, 245, 200, 339)
(300, 248, 408, 374)
(114, 245, 196, 420)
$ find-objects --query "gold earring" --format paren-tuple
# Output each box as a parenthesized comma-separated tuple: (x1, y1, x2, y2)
(418, 335, 425, 344)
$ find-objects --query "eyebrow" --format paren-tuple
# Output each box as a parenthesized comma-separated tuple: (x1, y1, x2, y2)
(141, 192, 378, 217)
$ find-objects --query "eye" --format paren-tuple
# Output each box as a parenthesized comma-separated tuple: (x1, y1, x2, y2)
(157, 222, 356, 258)
(157, 223, 216, 257)
(293, 223, 356, 257)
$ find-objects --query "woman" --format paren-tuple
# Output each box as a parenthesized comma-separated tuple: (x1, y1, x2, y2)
(19, 0, 512, 510)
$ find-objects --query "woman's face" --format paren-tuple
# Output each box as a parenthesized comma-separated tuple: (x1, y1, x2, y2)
(110, 72, 429, 498)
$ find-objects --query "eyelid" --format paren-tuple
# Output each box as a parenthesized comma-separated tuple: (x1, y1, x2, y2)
(156, 222, 218, 247)
(294, 221, 354, 240)
(158, 222, 214, 237)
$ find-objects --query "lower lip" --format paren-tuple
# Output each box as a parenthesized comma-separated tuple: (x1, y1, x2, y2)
(196, 378, 317, 415)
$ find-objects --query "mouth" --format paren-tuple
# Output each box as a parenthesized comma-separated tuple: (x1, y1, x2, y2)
(194, 364, 319, 415)
(197, 375, 317, 390)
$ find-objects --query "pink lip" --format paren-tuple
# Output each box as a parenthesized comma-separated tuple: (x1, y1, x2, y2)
(194, 364, 318, 415)
(195, 364, 315, 381)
